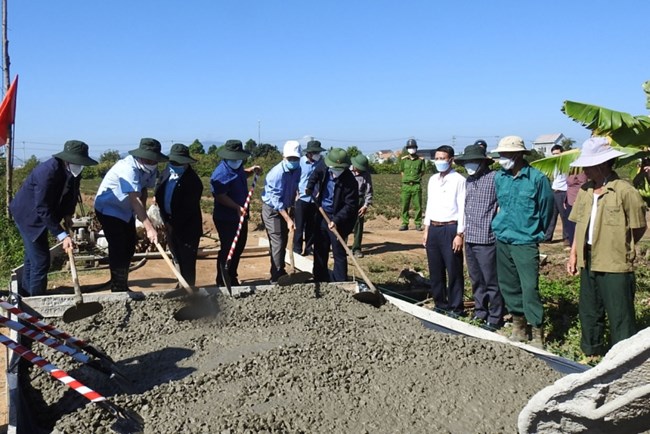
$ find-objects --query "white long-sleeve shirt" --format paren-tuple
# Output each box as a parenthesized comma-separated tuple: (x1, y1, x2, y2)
(424, 170, 466, 233)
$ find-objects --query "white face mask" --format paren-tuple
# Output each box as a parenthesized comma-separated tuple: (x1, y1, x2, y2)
(311, 153, 322, 161)
(226, 159, 243, 170)
(407, 148, 417, 155)
(137, 159, 158, 173)
(464, 162, 480, 176)
(434, 160, 450, 173)
(330, 167, 345, 177)
(498, 157, 515, 171)
(68, 163, 84, 177)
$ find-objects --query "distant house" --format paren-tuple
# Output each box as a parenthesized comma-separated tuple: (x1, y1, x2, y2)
(532, 133, 566, 157)
(416, 148, 436, 161)
(369, 149, 398, 164)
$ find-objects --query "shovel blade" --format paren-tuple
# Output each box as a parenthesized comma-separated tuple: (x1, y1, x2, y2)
(162, 288, 187, 299)
(219, 263, 232, 295)
(62, 302, 104, 323)
(98, 400, 144, 434)
(173, 298, 218, 322)
(352, 290, 385, 308)
(277, 271, 313, 286)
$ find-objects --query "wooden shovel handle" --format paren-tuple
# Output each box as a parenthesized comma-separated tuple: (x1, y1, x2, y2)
(155, 242, 193, 295)
(317, 207, 379, 293)
(66, 248, 83, 305)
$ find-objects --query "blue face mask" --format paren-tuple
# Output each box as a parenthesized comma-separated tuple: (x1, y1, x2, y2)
(226, 159, 243, 170)
(168, 163, 186, 178)
(284, 160, 300, 171)
(434, 160, 450, 172)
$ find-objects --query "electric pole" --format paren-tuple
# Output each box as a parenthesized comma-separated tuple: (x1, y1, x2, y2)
(2, 0, 12, 217)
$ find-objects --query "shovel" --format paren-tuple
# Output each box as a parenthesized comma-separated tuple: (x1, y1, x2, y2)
(221, 172, 260, 294)
(318, 207, 385, 307)
(277, 229, 312, 286)
(62, 248, 104, 323)
(155, 242, 216, 321)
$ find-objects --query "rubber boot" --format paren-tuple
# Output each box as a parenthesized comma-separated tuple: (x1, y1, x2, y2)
(530, 326, 544, 349)
(509, 315, 528, 343)
(110, 267, 145, 301)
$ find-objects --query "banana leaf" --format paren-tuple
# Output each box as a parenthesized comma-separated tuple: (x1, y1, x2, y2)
(562, 100, 650, 148)
(530, 147, 650, 178)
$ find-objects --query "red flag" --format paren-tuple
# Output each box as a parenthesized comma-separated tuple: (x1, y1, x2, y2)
(0, 75, 18, 144)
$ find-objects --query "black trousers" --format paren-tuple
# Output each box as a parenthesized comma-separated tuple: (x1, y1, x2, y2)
(96, 211, 136, 269)
(313, 215, 349, 282)
(425, 224, 465, 314)
(294, 199, 316, 254)
(168, 228, 200, 287)
(215, 217, 248, 287)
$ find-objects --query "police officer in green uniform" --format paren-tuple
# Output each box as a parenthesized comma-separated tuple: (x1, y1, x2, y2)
(399, 138, 426, 231)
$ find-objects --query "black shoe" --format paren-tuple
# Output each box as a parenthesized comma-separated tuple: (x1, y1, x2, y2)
(415, 225, 423, 231)
(399, 225, 408, 231)
(482, 322, 502, 331)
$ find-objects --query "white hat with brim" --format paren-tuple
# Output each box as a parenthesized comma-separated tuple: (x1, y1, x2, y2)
(493, 135, 531, 154)
(283, 140, 301, 158)
(570, 137, 626, 168)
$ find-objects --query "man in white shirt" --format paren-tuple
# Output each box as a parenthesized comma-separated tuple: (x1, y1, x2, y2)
(544, 144, 570, 244)
(422, 145, 466, 316)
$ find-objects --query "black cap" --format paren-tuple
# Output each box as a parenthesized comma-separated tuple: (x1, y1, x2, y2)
(406, 138, 418, 149)
(473, 139, 488, 149)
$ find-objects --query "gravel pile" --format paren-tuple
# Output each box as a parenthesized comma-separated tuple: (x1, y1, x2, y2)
(19, 284, 561, 433)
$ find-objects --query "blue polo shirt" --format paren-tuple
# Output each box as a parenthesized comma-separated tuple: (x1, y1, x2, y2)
(94, 155, 158, 222)
(261, 161, 300, 211)
(321, 170, 336, 213)
(210, 160, 248, 222)
(298, 156, 323, 202)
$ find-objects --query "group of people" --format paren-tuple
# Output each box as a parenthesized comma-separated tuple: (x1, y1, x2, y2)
(11, 137, 373, 298)
(11, 133, 645, 357)
(417, 135, 646, 355)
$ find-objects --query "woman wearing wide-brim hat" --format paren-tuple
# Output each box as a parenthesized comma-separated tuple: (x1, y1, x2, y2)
(154, 143, 203, 287)
(94, 138, 168, 298)
(210, 139, 262, 287)
(10, 140, 98, 296)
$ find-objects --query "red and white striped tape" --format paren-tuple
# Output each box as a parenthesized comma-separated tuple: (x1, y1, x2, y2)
(0, 314, 91, 364)
(225, 172, 259, 264)
(0, 299, 105, 360)
(0, 333, 106, 403)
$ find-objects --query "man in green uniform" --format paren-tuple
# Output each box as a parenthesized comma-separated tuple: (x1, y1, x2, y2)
(399, 138, 426, 231)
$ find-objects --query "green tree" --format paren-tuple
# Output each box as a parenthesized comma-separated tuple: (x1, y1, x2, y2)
(252, 143, 280, 159)
(22, 155, 40, 173)
(189, 139, 205, 155)
(207, 144, 219, 156)
(560, 137, 576, 150)
(245, 139, 257, 153)
(346, 146, 361, 158)
(99, 149, 120, 164)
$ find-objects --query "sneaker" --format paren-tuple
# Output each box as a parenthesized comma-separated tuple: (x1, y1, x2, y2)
(353, 250, 364, 258)
(415, 225, 423, 231)
(399, 225, 408, 231)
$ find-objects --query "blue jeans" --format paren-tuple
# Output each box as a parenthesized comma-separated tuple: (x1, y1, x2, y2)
(17, 226, 50, 296)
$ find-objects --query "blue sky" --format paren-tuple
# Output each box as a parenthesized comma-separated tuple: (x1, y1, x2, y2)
(6, 0, 650, 161)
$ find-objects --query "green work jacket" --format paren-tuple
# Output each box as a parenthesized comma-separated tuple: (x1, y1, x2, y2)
(400, 155, 426, 184)
(569, 176, 647, 272)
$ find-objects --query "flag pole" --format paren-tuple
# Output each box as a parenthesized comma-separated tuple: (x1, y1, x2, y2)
(2, 0, 11, 217)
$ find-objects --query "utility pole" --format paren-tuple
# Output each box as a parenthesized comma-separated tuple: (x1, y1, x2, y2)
(2, 0, 12, 217)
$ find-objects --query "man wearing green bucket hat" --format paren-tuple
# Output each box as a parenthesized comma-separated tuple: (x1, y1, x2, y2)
(211, 139, 262, 287)
(95, 138, 168, 297)
(306, 148, 359, 282)
(154, 143, 203, 287)
(350, 154, 373, 258)
(10, 140, 98, 296)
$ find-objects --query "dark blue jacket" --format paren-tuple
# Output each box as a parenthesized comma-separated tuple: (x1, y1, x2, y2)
(154, 166, 203, 241)
(10, 157, 79, 242)
(307, 165, 359, 236)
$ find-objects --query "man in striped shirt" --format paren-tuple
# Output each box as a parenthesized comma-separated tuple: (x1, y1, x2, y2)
(455, 144, 504, 329)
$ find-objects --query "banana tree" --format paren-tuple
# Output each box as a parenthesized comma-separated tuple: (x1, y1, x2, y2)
(531, 80, 650, 177)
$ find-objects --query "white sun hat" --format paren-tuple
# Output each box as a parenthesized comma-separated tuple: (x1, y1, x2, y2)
(493, 135, 530, 153)
(283, 140, 301, 158)
(570, 137, 626, 168)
